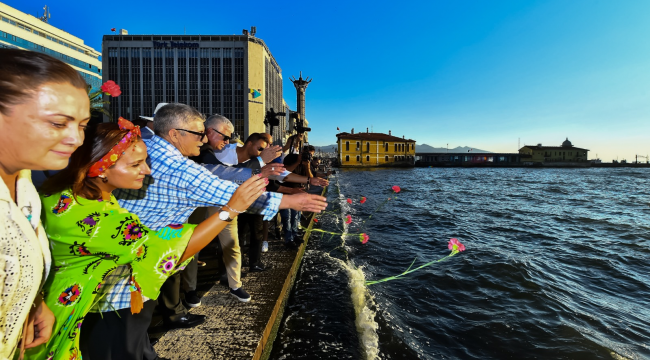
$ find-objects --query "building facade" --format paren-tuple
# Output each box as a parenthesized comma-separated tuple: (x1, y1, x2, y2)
(337, 130, 416, 167)
(0, 3, 102, 90)
(416, 153, 522, 165)
(102, 34, 286, 138)
(519, 138, 589, 164)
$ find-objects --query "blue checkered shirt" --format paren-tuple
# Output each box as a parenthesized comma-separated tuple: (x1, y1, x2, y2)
(98, 135, 282, 311)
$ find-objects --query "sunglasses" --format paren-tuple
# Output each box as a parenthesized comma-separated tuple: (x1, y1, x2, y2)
(211, 128, 232, 142)
(175, 128, 206, 141)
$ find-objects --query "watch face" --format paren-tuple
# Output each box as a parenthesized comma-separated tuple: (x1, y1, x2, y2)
(219, 211, 230, 221)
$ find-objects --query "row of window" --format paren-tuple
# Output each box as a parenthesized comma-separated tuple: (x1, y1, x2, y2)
(344, 155, 414, 162)
(0, 15, 96, 58)
(0, 30, 101, 74)
(542, 151, 585, 157)
(344, 141, 414, 152)
(106, 47, 246, 123)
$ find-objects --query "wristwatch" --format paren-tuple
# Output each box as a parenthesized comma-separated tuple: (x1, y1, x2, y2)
(218, 209, 234, 222)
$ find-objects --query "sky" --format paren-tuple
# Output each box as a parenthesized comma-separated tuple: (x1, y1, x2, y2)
(9, 0, 650, 161)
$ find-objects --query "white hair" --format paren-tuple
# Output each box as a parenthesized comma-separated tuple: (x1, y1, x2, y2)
(205, 114, 234, 134)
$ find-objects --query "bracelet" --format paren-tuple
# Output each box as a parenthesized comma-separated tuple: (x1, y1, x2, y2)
(225, 204, 245, 214)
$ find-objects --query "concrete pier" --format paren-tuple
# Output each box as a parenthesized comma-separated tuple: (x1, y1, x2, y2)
(151, 187, 324, 360)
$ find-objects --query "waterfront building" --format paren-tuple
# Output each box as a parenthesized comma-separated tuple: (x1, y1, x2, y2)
(102, 31, 287, 138)
(336, 129, 416, 167)
(0, 3, 102, 90)
(519, 138, 589, 164)
(415, 152, 522, 166)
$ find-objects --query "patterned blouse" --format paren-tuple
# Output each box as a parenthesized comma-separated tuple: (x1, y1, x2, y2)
(0, 170, 51, 359)
(25, 190, 194, 360)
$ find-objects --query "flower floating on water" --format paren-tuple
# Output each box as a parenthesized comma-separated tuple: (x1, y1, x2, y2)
(392, 185, 401, 193)
(347, 198, 352, 204)
(345, 215, 352, 224)
(360, 196, 367, 204)
(360, 233, 369, 244)
(447, 238, 466, 253)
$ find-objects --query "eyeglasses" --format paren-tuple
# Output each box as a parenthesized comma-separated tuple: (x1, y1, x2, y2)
(210, 128, 232, 142)
(175, 128, 206, 141)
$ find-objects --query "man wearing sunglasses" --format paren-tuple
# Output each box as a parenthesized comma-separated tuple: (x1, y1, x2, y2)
(114, 104, 327, 341)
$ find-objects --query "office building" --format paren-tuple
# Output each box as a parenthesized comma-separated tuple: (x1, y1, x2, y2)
(102, 32, 286, 138)
(0, 3, 102, 90)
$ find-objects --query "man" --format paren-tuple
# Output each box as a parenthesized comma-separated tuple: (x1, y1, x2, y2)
(110, 104, 326, 340)
(135, 102, 168, 139)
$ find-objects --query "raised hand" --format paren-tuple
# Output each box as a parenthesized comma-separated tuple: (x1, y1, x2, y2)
(259, 163, 285, 178)
(280, 192, 328, 213)
(260, 145, 282, 164)
(226, 175, 268, 213)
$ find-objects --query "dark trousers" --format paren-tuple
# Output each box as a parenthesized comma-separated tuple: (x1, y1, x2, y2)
(80, 300, 158, 360)
(158, 273, 187, 318)
(238, 213, 264, 267)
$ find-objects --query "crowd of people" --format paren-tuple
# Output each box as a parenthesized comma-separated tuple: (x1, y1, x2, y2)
(0, 48, 330, 360)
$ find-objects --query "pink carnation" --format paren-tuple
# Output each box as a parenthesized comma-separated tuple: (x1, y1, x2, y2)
(392, 185, 401, 193)
(360, 233, 369, 244)
(448, 238, 466, 252)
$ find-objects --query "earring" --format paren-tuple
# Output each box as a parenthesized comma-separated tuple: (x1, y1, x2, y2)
(98, 175, 108, 183)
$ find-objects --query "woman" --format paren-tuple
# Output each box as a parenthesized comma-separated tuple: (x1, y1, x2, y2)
(27, 119, 266, 360)
(0, 49, 89, 359)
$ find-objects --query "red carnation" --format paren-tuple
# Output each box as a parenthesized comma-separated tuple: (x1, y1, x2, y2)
(345, 215, 352, 224)
(391, 185, 401, 193)
(360, 196, 367, 204)
(313, 218, 318, 223)
(360, 233, 369, 244)
(347, 198, 352, 204)
(101, 80, 121, 97)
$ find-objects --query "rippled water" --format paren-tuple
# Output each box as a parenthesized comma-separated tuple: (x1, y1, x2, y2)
(271, 168, 650, 360)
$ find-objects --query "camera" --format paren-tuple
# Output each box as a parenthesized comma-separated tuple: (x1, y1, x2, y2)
(302, 151, 313, 163)
(264, 108, 286, 133)
(290, 113, 311, 133)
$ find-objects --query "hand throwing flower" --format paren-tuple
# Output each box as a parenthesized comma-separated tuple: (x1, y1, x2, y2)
(360, 196, 367, 204)
(448, 238, 466, 253)
(345, 215, 352, 224)
(347, 198, 352, 204)
(392, 185, 401, 193)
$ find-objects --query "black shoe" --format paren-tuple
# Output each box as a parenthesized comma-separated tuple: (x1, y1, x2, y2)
(230, 287, 251, 302)
(183, 290, 201, 308)
(163, 313, 206, 329)
(249, 263, 272, 272)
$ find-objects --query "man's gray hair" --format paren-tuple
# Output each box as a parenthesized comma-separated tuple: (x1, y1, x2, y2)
(153, 103, 205, 137)
(205, 114, 234, 134)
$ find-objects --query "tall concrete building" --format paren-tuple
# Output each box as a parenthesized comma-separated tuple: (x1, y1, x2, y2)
(0, 3, 102, 90)
(102, 32, 288, 138)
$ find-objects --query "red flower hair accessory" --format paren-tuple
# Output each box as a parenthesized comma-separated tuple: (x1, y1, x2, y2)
(87, 117, 141, 177)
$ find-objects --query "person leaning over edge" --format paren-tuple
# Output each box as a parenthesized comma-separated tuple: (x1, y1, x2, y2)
(0, 49, 89, 360)
(111, 104, 327, 332)
(25, 119, 267, 360)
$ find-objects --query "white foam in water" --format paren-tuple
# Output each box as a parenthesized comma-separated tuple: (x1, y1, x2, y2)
(332, 177, 381, 360)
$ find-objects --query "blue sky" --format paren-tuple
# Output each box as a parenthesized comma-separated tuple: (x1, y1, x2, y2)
(10, 0, 650, 161)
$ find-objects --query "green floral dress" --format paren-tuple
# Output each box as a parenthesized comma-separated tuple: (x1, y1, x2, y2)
(25, 190, 194, 360)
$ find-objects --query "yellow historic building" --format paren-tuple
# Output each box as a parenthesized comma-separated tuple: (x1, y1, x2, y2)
(337, 130, 416, 167)
(519, 138, 589, 164)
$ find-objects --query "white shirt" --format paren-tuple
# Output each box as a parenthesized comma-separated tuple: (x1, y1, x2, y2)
(214, 144, 239, 166)
(0, 170, 51, 359)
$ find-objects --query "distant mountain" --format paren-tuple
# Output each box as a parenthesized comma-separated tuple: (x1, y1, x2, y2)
(416, 144, 491, 153)
(313, 144, 337, 153)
